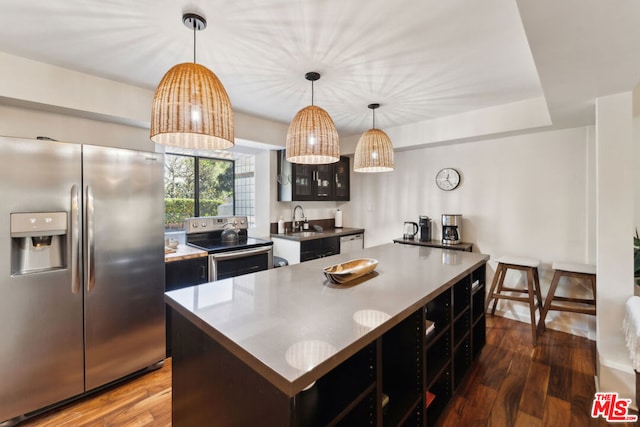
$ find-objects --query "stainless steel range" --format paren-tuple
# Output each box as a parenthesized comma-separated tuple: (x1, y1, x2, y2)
(185, 216, 273, 281)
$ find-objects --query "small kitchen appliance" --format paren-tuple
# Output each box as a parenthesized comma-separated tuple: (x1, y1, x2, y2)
(403, 221, 419, 240)
(441, 214, 462, 244)
(418, 215, 431, 242)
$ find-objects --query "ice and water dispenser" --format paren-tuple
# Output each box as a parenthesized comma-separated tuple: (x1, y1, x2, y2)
(10, 212, 67, 275)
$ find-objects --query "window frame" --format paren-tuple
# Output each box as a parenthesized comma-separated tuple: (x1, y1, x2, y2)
(164, 153, 235, 230)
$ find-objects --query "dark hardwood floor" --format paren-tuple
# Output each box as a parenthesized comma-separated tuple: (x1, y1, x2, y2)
(436, 315, 637, 427)
(20, 316, 637, 426)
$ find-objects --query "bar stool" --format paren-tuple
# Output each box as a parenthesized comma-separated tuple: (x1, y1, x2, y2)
(539, 262, 596, 332)
(486, 256, 544, 345)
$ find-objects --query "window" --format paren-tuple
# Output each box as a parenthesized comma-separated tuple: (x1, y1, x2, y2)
(234, 154, 256, 227)
(164, 153, 234, 230)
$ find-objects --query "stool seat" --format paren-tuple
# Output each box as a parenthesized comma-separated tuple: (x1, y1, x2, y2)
(539, 261, 597, 334)
(551, 262, 596, 275)
(497, 256, 540, 268)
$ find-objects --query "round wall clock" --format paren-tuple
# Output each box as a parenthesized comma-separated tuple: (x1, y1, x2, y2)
(435, 168, 460, 191)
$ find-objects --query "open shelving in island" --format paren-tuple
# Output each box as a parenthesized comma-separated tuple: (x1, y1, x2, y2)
(166, 243, 488, 426)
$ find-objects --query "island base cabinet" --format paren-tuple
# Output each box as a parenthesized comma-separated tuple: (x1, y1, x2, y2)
(382, 310, 424, 427)
(171, 308, 378, 427)
(171, 311, 292, 427)
(294, 343, 377, 427)
(169, 260, 488, 427)
(426, 370, 452, 427)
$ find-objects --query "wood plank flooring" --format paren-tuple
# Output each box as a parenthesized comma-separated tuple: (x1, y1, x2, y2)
(20, 316, 637, 426)
(21, 359, 172, 427)
(436, 316, 637, 427)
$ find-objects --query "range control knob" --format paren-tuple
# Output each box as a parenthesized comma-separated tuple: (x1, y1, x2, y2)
(201, 222, 207, 228)
(192, 223, 198, 228)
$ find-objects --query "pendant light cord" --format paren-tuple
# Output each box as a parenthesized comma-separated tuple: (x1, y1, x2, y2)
(372, 108, 376, 129)
(192, 21, 197, 64)
(311, 80, 315, 106)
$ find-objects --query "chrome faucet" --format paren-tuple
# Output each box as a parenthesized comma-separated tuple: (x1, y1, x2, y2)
(292, 204, 305, 232)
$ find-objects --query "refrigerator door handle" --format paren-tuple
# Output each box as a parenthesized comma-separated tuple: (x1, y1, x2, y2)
(86, 185, 95, 292)
(71, 185, 81, 294)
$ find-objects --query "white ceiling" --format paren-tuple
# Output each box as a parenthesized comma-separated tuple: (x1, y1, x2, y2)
(0, 0, 638, 137)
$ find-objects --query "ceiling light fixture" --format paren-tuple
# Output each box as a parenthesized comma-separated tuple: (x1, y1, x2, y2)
(354, 103, 394, 173)
(286, 72, 339, 164)
(150, 13, 234, 150)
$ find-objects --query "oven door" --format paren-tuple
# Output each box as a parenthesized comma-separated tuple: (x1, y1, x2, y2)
(209, 246, 273, 281)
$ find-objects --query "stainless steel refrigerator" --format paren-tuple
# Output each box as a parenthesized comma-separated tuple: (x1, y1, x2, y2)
(0, 136, 165, 424)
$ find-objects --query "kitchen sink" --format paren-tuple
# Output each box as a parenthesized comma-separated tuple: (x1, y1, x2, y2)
(290, 231, 322, 237)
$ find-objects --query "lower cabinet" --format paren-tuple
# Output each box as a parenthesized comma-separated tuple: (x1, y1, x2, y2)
(425, 263, 486, 426)
(297, 262, 486, 426)
(165, 257, 208, 357)
(381, 311, 424, 426)
(272, 234, 357, 265)
(170, 262, 486, 427)
(373, 263, 486, 427)
(295, 343, 377, 427)
(300, 236, 339, 262)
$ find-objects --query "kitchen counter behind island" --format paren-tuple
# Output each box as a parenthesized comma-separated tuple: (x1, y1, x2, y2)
(166, 243, 489, 427)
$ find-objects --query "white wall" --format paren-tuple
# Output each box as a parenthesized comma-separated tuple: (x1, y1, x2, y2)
(0, 103, 156, 152)
(635, 85, 640, 238)
(344, 126, 598, 338)
(0, 51, 289, 151)
(595, 92, 635, 403)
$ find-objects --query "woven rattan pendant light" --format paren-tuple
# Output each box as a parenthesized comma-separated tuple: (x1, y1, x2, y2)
(150, 13, 234, 150)
(286, 72, 339, 164)
(354, 103, 394, 172)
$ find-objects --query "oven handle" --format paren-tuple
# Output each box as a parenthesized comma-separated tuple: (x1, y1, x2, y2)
(209, 245, 273, 281)
(210, 245, 273, 262)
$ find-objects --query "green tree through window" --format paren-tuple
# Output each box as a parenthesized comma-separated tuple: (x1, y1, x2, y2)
(165, 153, 234, 230)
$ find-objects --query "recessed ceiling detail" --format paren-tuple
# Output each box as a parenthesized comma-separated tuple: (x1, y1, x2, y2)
(0, 0, 639, 137)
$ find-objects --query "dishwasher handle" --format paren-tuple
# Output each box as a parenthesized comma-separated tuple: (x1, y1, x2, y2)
(340, 233, 363, 242)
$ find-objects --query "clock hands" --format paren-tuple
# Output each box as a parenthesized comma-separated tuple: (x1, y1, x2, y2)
(436, 168, 459, 190)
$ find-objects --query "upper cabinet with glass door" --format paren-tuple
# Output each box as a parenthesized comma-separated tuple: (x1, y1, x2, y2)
(277, 151, 350, 201)
(333, 157, 349, 201)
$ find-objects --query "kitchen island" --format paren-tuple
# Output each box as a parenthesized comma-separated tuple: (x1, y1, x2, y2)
(165, 243, 488, 426)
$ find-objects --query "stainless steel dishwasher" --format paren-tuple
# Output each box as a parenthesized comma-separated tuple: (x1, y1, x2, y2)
(339, 233, 364, 254)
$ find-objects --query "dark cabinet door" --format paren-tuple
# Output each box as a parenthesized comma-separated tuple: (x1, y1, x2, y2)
(277, 152, 349, 201)
(165, 257, 208, 356)
(291, 163, 315, 200)
(333, 157, 350, 201)
(165, 257, 208, 291)
(313, 164, 334, 199)
(300, 236, 339, 262)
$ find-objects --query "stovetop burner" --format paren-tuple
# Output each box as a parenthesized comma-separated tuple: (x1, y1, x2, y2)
(184, 215, 272, 254)
(187, 237, 273, 254)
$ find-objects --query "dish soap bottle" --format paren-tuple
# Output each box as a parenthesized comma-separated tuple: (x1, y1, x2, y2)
(278, 216, 284, 234)
(303, 217, 309, 230)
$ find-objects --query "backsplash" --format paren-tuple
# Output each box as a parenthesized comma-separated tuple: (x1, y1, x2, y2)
(269, 218, 336, 234)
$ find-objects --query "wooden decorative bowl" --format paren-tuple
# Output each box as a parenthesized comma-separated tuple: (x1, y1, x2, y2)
(323, 258, 378, 284)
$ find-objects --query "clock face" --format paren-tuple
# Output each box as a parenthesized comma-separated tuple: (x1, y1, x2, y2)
(435, 168, 460, 191)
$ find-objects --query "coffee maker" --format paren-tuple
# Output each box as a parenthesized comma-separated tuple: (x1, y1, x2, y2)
(418, 216, 431, 242)
(441, 214, 462, 244)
